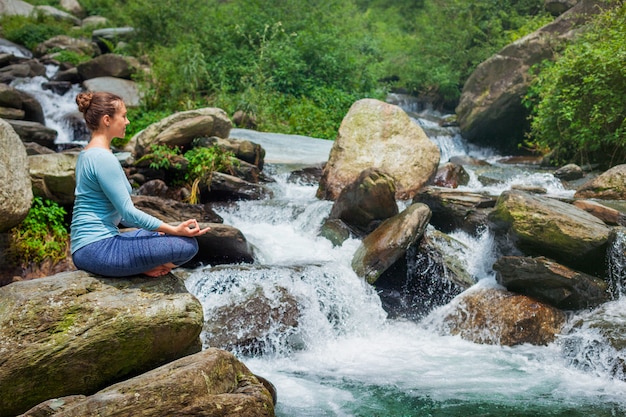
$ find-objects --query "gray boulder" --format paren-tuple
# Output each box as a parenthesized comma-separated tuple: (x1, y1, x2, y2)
(124, 107, 233, 158)
(494, 255, 609, 310)
(0, 83, 45, 124)
(82, 76, 142, 107)
(7, 119, 57, 148)
(34, 35, 99, 58)
(455, 0, 606, 153)
(191, 222, 255, 266)
(0, 118, 32, 232)
(203, 283, 300, 354)
(0, 0, 33, 16)
(317, 98, 440, 200)
(413, 186, 496, 234)
(20, 348, 275, 417)
(489, 190, 610, 272)
(29, 152, 78, 205)
(0, 271, 204, 417)
(352, 203, 431, 284)
(77, 53, 141, 80)
(325, 168, 398, 238)
(574, 164, 626, 200)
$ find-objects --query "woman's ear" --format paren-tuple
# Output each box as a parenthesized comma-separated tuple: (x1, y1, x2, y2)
(102, 114, 111, 127)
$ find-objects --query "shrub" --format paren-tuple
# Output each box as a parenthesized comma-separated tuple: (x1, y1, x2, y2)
(526, 2, 626, 167)
(8, 197, 69, 268)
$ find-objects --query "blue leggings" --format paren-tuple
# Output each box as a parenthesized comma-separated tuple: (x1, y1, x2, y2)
(72, 229, 199, 277)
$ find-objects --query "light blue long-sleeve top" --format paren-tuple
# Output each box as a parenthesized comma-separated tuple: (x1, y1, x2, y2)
(70, 148, 163, 253)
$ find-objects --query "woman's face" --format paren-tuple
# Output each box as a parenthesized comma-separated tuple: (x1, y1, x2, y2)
(109, 101, 130, 139)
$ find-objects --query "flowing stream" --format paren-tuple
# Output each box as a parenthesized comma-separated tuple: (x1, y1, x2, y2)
(18, 69, 626, 416)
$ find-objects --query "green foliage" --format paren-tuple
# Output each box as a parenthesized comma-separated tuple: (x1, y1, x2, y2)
(526, 2, 626, 167)
(50, 49, 92, 66)
(136, 144, 183, 170)
(183, 146, 239, 183)
(8, 197, 69, 267)
(0, 14, 70, 50)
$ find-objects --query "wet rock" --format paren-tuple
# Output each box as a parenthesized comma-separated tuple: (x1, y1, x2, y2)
(375, 227, 474, 320)
(413, 186, 496, 234)
(435, 286, 566, 346)
(288, 164, 324, 186)
(317, 98, 440, 200)
(554, 163, 583, 181)
(0, 271, 204, 416)
(494, 256, 609, 310)
(352, 203, 431, 284)
(203, 171, 273, 202)
(326, 168, 398, 238)
(489, 190, 610, 273)
(319, 218, 352, 246)
(560, 300, 626, 381)
(203, 284, 300, 354)
(189, 222, 255, 266)
(432, 162, 470, 188)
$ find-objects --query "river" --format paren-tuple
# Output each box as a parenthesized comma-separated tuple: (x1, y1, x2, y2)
(17, 68, 626, 417)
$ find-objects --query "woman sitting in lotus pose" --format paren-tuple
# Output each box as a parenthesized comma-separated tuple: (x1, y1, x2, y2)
(70, 91, 210, 277)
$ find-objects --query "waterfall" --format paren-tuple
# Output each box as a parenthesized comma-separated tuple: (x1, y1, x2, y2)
(607, 228, 626, 298)
(10, 66, 84, 145)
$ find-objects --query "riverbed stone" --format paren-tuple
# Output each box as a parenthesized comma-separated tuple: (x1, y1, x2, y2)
(0, 271, 204, 417)
(494, 255, 610, 310)
(326, 168, 398, 238)
(203, 284, 299, 354)
(317, 98, 440, 200)
(489, 190, 610, 272)
(190, 222, 255, 266)
(82, 76, 142, 106)
(413, 186, 496, 234)
(573, 199, 626, 226)
(77, 53, 141, 80)
(0, 83, 45, 124)
(574, 164, 626, 200)
(352, 203, 431, 284)
(436, 286, 566, 346)
(125, 107, 233, 158)
(29, 152, 79, 205)
(34, 35, 99, 58)
(19, 348, 275, 417)
(0, 118, 32, 232)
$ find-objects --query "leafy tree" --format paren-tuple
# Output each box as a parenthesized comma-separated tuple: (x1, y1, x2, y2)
(526, 2, 626, 167)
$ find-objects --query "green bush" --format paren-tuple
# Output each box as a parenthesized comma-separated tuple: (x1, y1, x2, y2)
(1, 15, 69, 50)
(526, 2, 626, 167)
(8, 197, 69, 267)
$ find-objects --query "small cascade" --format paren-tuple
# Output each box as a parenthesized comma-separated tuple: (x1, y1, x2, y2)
(11, 70, 85, 145)
(607, 228, 626, 298)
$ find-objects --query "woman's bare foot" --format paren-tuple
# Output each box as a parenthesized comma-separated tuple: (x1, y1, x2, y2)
(143, 263, 176, 277)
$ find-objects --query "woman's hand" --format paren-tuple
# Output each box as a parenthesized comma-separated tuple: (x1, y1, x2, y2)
(156, 219, 211, 237)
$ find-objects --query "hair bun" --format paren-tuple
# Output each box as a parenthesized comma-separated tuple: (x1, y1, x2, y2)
(75, 92, 94, 113)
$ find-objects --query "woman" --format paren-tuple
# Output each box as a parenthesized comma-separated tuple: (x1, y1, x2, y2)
(71, 91, 210, 277)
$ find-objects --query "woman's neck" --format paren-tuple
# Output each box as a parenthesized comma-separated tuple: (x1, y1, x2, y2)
(85, 133, 111, 151)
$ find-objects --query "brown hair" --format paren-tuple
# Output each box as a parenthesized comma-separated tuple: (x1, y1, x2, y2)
(76, 91, 124, 131)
